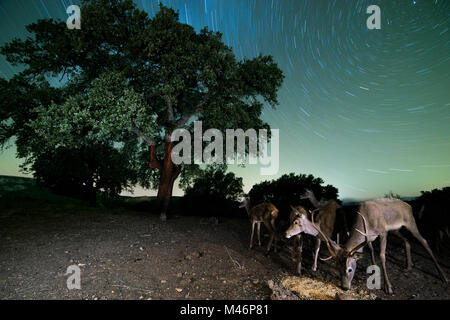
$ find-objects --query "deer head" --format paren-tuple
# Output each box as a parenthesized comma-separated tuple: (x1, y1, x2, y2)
(239, 196, 249, 208)
(239, 196, 251, 215)
(310, 212, 369, 290)
(300, 189, 314, 200)
(285, 206, 319, 238)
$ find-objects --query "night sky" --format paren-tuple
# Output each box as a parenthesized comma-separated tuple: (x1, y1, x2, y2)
(0, 0, 449, 201)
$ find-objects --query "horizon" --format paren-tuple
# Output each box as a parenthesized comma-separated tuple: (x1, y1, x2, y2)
(1, 0, 449, 201)
(0, 174, 424, 204)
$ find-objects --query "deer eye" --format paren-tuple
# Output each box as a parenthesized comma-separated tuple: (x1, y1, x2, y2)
(348, 268, 353, 273)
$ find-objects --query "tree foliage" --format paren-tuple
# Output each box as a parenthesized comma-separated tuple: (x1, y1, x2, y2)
(414, 187, 450, 252)
(384, 191, 402, 199)
(182, 166, 243, 217)
(30, 145, 136, 204)
(1, 1, 284, 216)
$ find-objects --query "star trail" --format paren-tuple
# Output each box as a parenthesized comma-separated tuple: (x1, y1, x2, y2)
(0, 0, 449, 201)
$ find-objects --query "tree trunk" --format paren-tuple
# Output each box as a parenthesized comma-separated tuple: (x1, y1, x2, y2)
(156, 167, 176, 221)
(150, 139, 181, 221)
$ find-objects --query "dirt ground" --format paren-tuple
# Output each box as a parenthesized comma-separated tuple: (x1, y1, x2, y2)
(0, 203, 449, 300)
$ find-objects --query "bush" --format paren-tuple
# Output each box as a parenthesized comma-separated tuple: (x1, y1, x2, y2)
(413, 187, 450, 252)
(182, 167, 244, 217)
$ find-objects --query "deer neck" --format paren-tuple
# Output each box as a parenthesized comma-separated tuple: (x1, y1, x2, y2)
(245, 203, 251, 216)
(304, 219, 320, 237)
(308, 193, 322, 209)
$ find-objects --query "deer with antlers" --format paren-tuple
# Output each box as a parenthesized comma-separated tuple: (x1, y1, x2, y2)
(239, 196, 279, 254)
(311, 198, 448, 294)
(286, 204, 336, 273)
(300, 189, 348, 241)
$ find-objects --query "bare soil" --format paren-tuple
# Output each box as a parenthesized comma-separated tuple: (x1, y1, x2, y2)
(0, 203, 449, 300)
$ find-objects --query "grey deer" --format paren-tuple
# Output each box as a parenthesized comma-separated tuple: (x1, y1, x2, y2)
(311, 198, 448, 294)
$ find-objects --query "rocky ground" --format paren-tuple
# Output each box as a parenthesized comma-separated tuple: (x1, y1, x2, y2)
(0, 202, 449, 300)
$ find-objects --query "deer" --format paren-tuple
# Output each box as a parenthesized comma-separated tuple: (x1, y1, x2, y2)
(239, 196, 279, 254)
(301, 189, 348, 241)
(286, 203, 336, 273)
(300, 189, 330, 209)
(286, 205, 308, 274)
(310, 198, 448, 294)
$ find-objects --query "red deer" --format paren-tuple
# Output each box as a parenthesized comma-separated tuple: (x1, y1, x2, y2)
(239, 197, 278, 254)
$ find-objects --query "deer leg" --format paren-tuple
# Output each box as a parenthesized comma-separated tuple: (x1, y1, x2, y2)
(257, 223, 261, 246)
(379, 233, 393, 295)
(406, 223, 448, 283)
(271, 217, 278, 253)
(392, 230, 413, 270)
(294, 235, 303, 275)
(367, 241, 377, 266)
(249, 221, 256, 249)
(263, 220, 275, 254)
(312, 237, 321, 271)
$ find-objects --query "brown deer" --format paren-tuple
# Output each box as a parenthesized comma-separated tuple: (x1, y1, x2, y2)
(239, 196, 279, 254)
(301, 189, 348, 242)
(286, 203, 336, 273)
(311, 198, 448, 294)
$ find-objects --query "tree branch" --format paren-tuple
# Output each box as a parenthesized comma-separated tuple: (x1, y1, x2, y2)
(176, 106, 204, 127)
(131, 126, 162, 170)
(166, 95, 175, 123)
(131, 126, 155, 146)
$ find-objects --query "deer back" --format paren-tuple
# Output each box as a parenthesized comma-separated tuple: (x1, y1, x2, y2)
(250, 203, 278, 221)
(359, 199, 413, 233)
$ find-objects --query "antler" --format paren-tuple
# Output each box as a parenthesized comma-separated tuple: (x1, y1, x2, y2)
(310, 211, 337, 258)
(310, 208, 320, 224)
(320, 256, 334, 261)
(355, 212, 370, 237)
(349, 212, 370, 256)
(310, 208, 320, 219)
